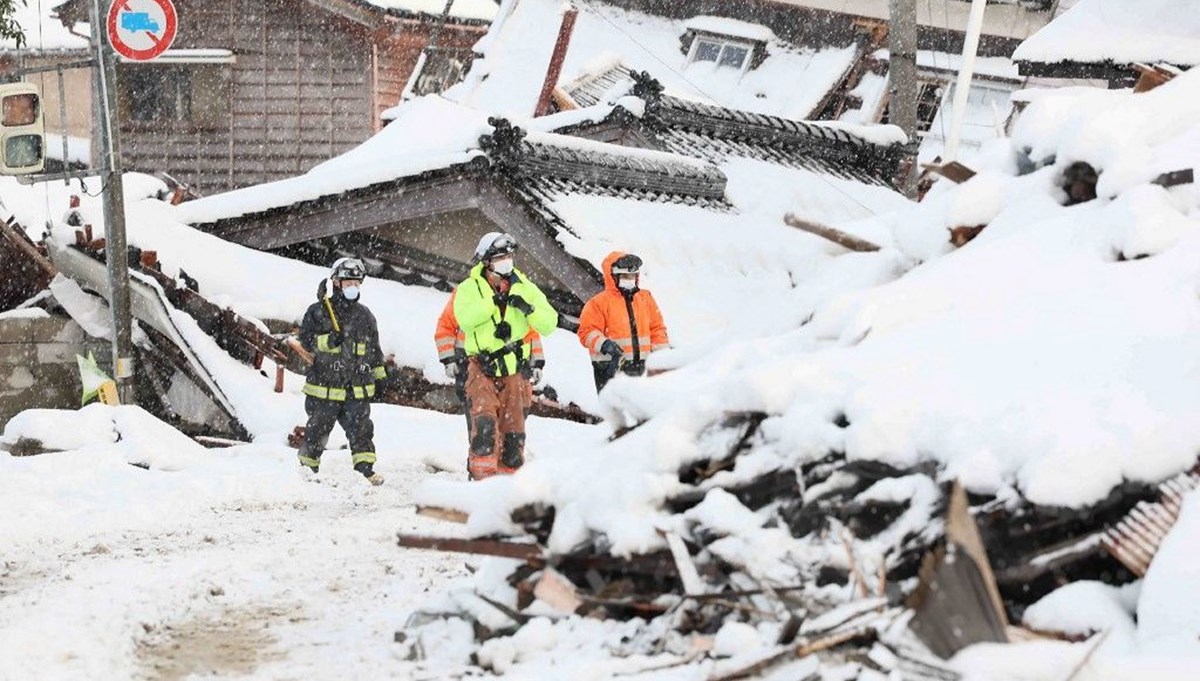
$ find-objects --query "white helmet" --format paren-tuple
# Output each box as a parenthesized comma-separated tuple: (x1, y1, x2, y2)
(473, 232, 518, 263)
(330, 257, 366, 281)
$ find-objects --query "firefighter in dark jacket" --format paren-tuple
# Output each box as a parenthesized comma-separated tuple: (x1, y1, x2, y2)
(296, 257, 386, 485)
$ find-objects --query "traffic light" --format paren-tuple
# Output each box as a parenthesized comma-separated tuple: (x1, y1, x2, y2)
(0, 82, 45, 175)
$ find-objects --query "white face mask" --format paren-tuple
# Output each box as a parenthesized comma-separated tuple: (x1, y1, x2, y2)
(342, 285, 360, 300)
(617, 276, 637, 290)
(490, 257, 514, 275)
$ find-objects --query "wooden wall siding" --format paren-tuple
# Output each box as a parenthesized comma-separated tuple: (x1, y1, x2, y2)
(118, 0, 376, 194)
(372, 24, 484, 125)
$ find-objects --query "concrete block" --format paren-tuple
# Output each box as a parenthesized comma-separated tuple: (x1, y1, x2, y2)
(31, 316, 86, 344)
(0, 319, 33, 344)
(36, 343, 87, 365)
(6, 364, 35, 390)
(28, 315, 69, 342)
(0, 344, 36, 365)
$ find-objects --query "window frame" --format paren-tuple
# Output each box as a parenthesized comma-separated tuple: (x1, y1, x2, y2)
(686, 34, 756, 73)
(119, 60, 232, 132)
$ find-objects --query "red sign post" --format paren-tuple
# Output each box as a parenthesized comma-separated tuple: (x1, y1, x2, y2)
(106, 0, 178, 62)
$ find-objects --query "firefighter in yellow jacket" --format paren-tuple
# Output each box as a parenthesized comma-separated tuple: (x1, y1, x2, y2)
(453, 232, 557, 479)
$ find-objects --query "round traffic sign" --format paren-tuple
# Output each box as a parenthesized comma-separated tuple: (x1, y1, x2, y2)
(106, 0, 178, 62)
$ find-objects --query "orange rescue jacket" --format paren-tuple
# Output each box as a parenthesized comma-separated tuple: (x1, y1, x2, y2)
(435, 292, 544, 366)
(577, 251, 669, 363)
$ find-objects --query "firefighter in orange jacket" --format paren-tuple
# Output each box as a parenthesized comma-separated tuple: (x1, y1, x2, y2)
(577, 252, 669, 392)
(435, 293, 545, 408)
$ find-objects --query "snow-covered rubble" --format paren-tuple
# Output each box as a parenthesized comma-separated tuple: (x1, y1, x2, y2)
(396, 70, 1200, 678)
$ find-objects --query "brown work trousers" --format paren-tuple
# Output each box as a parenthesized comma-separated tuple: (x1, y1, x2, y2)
(464, 357, 532, 480)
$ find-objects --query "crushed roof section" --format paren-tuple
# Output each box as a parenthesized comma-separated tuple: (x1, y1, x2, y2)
(649, 95, 906, 188)
(449, 0, 860, 120)
(559, 71, 908, 189)
(480, 119, 727, 203)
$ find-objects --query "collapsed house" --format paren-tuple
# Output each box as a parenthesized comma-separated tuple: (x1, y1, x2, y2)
(382, 65, 1200, 679)
(175, 83, 908, 331)
(449, 0, 1032, 169)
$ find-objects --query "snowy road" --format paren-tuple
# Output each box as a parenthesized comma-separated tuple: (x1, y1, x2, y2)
(0, 450, 469, 680)
(0, 408, 604, 681)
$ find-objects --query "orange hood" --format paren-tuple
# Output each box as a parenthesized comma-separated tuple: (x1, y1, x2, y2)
(601, 251, 626, 294)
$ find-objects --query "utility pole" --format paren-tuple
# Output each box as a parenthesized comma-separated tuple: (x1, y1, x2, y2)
(88, 0, 135, 404)
(887, 0, 919, 198)
(945, 0, 988, 161)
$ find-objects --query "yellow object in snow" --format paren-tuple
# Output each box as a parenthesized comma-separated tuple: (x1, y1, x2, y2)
(76, 352, 120, 406)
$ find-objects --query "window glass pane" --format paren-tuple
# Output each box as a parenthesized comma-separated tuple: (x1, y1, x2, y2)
(718, 45, 749, 69)
(172, 68, 193, 122)
(694, 40, 721, 62)
(125, 67, 166, 121)
(5, 134, 42, 168)
(2, 93, 38, 126)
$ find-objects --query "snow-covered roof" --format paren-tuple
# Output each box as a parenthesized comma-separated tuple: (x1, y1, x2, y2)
(1, 0, 87, 51)
(176, 97, 489, 225)
(183, 87, 906, 225)
(448, 0, 859, 120)
(359, 0, 498, 22)
(682, 16, 775, 44)
(1013, 0, 1200, 67)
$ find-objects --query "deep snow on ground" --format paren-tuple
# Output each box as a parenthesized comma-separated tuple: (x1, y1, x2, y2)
(0, 404, 600, 680)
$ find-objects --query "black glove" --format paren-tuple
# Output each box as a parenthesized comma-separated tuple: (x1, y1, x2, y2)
(600, 339, 621, 359)
(494, 321, 512, 340)
(508, 295, 534, 316)
(329, 329, 344, 348)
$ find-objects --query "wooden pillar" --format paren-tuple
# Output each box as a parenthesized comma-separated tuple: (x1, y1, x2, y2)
(533, 6, 578, 117)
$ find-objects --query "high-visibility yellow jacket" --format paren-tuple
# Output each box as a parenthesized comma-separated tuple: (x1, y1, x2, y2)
(577, 251, 669, 364)
(435, 291, 544, 366)
(453, 264, 557, 376)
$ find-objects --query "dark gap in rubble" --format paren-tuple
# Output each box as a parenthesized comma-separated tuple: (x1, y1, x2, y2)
(678, 411, 768, 485)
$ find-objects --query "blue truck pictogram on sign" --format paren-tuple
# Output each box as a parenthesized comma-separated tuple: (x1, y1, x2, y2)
(120, 12, 160, 33)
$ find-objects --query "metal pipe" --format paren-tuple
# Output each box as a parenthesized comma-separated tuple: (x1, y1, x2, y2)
(89, 0, 135, 403)
(944, 0, 988, 161)
(56, 65, 69, 175)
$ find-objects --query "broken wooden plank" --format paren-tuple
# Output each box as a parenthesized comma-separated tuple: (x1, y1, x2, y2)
(1133, 63, 1176, 93)
(532, 567, 584, 614)
(908, 482, 1008, 659)
(1153, 168, 1194, 188)
(783, 213, 881, 253)
(949, 224, 985, 247)
(708, 626, 877, 681)
(921, 160, 977, 184)
(416, 505, 469, 524)
(664, 532, 706, 596)
(397, 533, 543, 561)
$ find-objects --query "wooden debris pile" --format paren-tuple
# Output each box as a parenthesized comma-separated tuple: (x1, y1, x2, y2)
(397, 409, 1200, 674)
